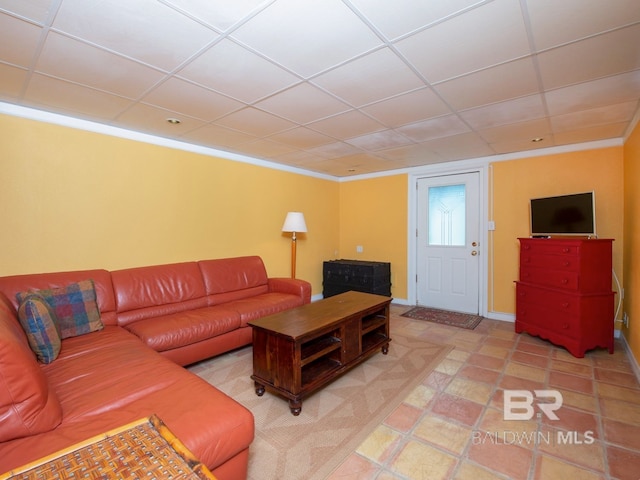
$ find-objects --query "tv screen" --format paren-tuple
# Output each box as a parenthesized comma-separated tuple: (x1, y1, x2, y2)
(530, 192, 596, 237)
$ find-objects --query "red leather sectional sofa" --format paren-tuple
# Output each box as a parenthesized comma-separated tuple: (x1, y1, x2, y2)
(0, 256, 311, 479)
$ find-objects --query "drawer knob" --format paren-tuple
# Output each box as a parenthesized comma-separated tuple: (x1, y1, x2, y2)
(562, 248, 570, 253)
(562, 323, 569, 329)
(561, 278, 568, 284)
(562, 302, 569, 308)
(563, 261, 570, 267)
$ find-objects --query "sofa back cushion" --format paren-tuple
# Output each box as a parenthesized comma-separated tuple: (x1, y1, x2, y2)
(0, 270, 117, 326)
(0, 298, 63, 442)
(198, 256, 269, 305)
(111, 262, 208, 326)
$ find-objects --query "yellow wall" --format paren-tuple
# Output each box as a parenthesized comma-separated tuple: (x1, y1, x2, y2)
(338, 175, 408, 298)
(623, 120, 640, 364)
(0, 114, 339, 293)
(3, 112, 638, 367)
(490, 148, 625, 318)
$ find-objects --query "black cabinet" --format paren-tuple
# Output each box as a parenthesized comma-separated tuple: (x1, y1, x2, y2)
(323, 260, 391, 298)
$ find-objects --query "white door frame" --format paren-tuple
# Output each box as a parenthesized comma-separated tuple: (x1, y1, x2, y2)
(407, 161, 490, 317)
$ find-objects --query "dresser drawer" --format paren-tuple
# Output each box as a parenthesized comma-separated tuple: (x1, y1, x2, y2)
(519, 267, 579, 291)
(516, 283, 580, 315)
(520, 253, 579, 272)
(520, 240, 580, 256)
(515, 300, 579, 338)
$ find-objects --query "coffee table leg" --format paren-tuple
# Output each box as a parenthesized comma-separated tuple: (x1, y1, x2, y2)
(289, 399, 302, 416)
(254, 381, 265, 397)
(382, 343, 389, 355)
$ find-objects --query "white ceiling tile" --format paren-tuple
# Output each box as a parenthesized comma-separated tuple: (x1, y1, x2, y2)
(490, 136, 554, 154)
(116, 103, 207, 136)
(230, 0, 382, 77)
(346, 130, 413, 151)
(24, 73, 131, 120)
(178, 39, 299, 103)
(349, 0, 488, 40)
(537, 25, 640, 90)
(0, 14, 43, 67)
(256, 83, 350, 124)
(478, 118, 551, 144)
(267, 127, 335, 149)
(434, 58, 540, 110)
(550, 101, 638, 132)
(307, 110, 385, 139)
(52, 0, 217, 71)
(213, 107, 296, 136)
(394, 0, 531, 83)
(312, 48, 424, 107)
(143, 78, 244, 122)
(377, 143, 443, 163)
(36, 32, 166, 99)
(423, 132, 495, 160)
(361, 88, 452, 127)
(162, 0, 268, 31)
(397, 114, 470, 142)
(554, 123, 629, 146)
(305, 142, 362, 159)
(460, 94, 546, 130)
(180, 123, 258, 148)
(525, 0, 640, 51)
(0, 0, 57, 24)
(545, 71, 640, 116)
(0, 63, 27, 98)
(235, 139, 296, 158)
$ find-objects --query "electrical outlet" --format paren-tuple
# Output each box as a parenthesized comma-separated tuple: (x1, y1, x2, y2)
(356, 245, 363, 253)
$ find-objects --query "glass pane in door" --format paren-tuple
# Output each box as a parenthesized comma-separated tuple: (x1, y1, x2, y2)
(428, 184, 466, 246)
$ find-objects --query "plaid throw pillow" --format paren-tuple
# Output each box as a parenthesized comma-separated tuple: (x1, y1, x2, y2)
(17, 279, 103, 339)
(17, 293, 62, 364)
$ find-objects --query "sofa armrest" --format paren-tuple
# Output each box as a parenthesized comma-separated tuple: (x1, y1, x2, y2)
(268, 278, 311, 304)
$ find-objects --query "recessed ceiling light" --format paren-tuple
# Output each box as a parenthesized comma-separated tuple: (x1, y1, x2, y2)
(531, 137, 544, 142)
(166, 118, 181, 125)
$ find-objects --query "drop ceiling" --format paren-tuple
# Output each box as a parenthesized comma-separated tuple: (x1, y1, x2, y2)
(1, 0, 639, 177)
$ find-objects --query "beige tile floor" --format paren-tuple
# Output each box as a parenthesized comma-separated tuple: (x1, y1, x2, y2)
(327, 305, 640, 480)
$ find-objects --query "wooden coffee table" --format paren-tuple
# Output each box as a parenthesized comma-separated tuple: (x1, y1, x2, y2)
(248, 291, 392, 415)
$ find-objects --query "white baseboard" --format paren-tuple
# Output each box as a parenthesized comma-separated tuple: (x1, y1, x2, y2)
(619, 333, 640, 385)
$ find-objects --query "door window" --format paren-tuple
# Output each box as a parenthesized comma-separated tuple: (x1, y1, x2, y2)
(428, 184, 466, 246)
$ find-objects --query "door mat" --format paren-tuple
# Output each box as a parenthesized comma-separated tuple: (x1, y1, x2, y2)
(400, 306, 483, 330)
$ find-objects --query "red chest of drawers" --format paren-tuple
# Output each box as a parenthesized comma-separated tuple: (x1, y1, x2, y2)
(515, 238, 614, 358)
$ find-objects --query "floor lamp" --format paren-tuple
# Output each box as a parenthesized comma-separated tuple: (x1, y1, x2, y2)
(282, 212, 307, 279)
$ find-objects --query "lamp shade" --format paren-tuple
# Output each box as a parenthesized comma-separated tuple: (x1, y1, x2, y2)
(282, 212, 307, 233)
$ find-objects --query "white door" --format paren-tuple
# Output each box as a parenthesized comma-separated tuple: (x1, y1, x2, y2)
(416, 172, 480, 314)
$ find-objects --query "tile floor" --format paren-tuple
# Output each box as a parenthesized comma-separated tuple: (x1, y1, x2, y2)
(327, 305, 640, 480)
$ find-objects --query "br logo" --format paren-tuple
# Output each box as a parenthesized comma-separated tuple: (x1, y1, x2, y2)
(503, 390, 563, 420)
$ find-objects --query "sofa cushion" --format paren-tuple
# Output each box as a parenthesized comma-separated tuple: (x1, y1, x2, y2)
(198, 256, 269, 304)
(17, 293, 61, 364)
(125, 307, 241, 352)
(221, 293, 305, 326)
(111, 262, 207, 326)
(0, 270, 117, 326)
(0, 301, 63, 442)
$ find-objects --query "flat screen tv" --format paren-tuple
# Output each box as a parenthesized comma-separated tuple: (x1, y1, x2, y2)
(530, 191, 596, 237)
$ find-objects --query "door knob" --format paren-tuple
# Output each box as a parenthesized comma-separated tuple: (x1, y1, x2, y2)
(472, 241, 478, 247)
(471, 251, 478, 256)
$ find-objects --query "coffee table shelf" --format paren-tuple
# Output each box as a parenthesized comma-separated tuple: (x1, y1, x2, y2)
(248, 291, 391, 415)
(301, 334, 341, 366)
